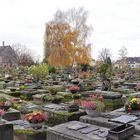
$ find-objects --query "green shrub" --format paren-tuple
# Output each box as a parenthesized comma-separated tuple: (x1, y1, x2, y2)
(19, 85, 28, 90)
(43, 95, 54, 102)
(9, 91, 20, 97)
(48, 86, 58, 95)
(20, 95, 32, 101)
(48, 66, 56, 73)
(64, 93, 72, 99)
(15, 129, 39, 136)
(43, 95, 63, 104)
(12, 103, 21, 110)
(72, 94, 81, 100)
(29, 63, 48, 81)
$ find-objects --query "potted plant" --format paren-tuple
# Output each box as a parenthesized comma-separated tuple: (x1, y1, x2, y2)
(128, 96, 140, 111)
(24, 111, 48, 129)
(0, 97, 12, 111)
(28, 63, 48, 82)
(68, 104, 79, 112)
(8, 87, 17, 92)
(48, 86, 58, 95)
(68, 85, 80, 93)
(71, 78, 81, 85)
(82, 95, 105, 117)
(0, 109, 5, 120)
(134, 83, 140, 91)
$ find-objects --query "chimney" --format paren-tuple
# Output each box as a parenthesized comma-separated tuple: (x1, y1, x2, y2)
(2, 41, 4, 47)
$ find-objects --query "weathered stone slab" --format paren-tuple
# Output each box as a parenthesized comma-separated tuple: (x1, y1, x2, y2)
(32, 94, 47, 104)
(80, 112, 140, 136)
(47, 121, 108, 140)
(123, 82, 138, 89)
(39, 104, 86, 126)
(130, 92, 140, 97)
(3, 108, 21, 121)
(47, 121, 140, 140)
(0, 122, 13, 140)
(81, 90, 122, 99)
(13, 120, 47, 140)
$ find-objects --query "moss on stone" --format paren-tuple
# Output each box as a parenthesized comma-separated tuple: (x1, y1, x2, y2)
(14, 129, 39, 136)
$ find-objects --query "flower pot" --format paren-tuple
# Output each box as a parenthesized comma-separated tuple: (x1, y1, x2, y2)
(0, 105, 10, 111)
(29, 122, 44, 130)
(68, 104, 79, 112)
(107, 124, 135, 140)
(86, 109, 101, 117)
(131, 104, 139, 110)
(10, 88, 17, 92)
(70, 90, 78, 94)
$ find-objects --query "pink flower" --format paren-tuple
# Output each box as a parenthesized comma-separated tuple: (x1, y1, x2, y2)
(25, 112, 48, 123)
(98, 96, 104, 102)
(89, 94, 104, 102)
(90, 95, 97, 100)
(136, 84, 140, 90)
(68, 86, 80, 92)
(82, 101, 96, 110)
(0, 109, 5, 116)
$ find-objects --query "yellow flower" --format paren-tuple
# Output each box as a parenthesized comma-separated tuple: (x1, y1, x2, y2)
(131, 98, 137, 103)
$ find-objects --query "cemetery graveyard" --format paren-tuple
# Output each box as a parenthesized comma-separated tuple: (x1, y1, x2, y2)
(0, 68, 140, 140)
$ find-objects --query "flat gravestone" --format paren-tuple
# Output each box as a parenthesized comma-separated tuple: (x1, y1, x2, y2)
(24, 104, 38, 109)
(47, 121, 140, 140)
(42, 104, 66, 111)
(47, 121, 108, 140)
(109, 115, 138, 124)
(3, 108, 20, 121)
(40, 104, 86, 126)
(0, 122, 13, 140)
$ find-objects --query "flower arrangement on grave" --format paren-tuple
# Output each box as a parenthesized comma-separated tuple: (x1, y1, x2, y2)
(0, 97, 12, 111)
(79, 72, 90, 79)
(134, 83, 140, 91)
(48, 86, 58, 95)
(71, 78, 81, 84)
(82, 94, 105, 117)
(25, 111, 48, 129)
(128, 96, 140, 110)
(68, 85, 80, 93)
(25, 111, 48, 123)
(0, 109, 5, 117)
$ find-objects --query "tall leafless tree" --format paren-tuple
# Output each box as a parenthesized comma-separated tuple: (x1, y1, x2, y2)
(118, 46, 128, 68)
(12, 43, 35, 66)
(118, 46, 128, 60)
(98, 48, 111, 63)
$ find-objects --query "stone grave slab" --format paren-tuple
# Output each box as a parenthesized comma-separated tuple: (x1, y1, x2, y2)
(32, 94, 47, 104)
(39, 103, 86, 126)
(109, 115, 138, 124)
(13, 120, 47, 140)
(82, 90, 122, 99)
(123, 82, 138, 89)
(0, 121, 13, 140)
(24, 103, 39, 110)
(80, 111, 140, 136)
(3, 108, 21, 121)
(130, 92, 140, 98)
(47, 121, 140, 140)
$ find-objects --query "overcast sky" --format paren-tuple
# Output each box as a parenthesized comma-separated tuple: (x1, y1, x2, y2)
(0, 0, 140, 61)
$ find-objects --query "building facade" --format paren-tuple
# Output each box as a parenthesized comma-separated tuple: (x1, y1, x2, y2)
(115, 57, 140, 69)
(0, 42, 17, 67)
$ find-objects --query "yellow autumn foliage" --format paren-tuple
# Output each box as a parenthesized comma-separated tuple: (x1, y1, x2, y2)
(44, 22, 91, 67)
